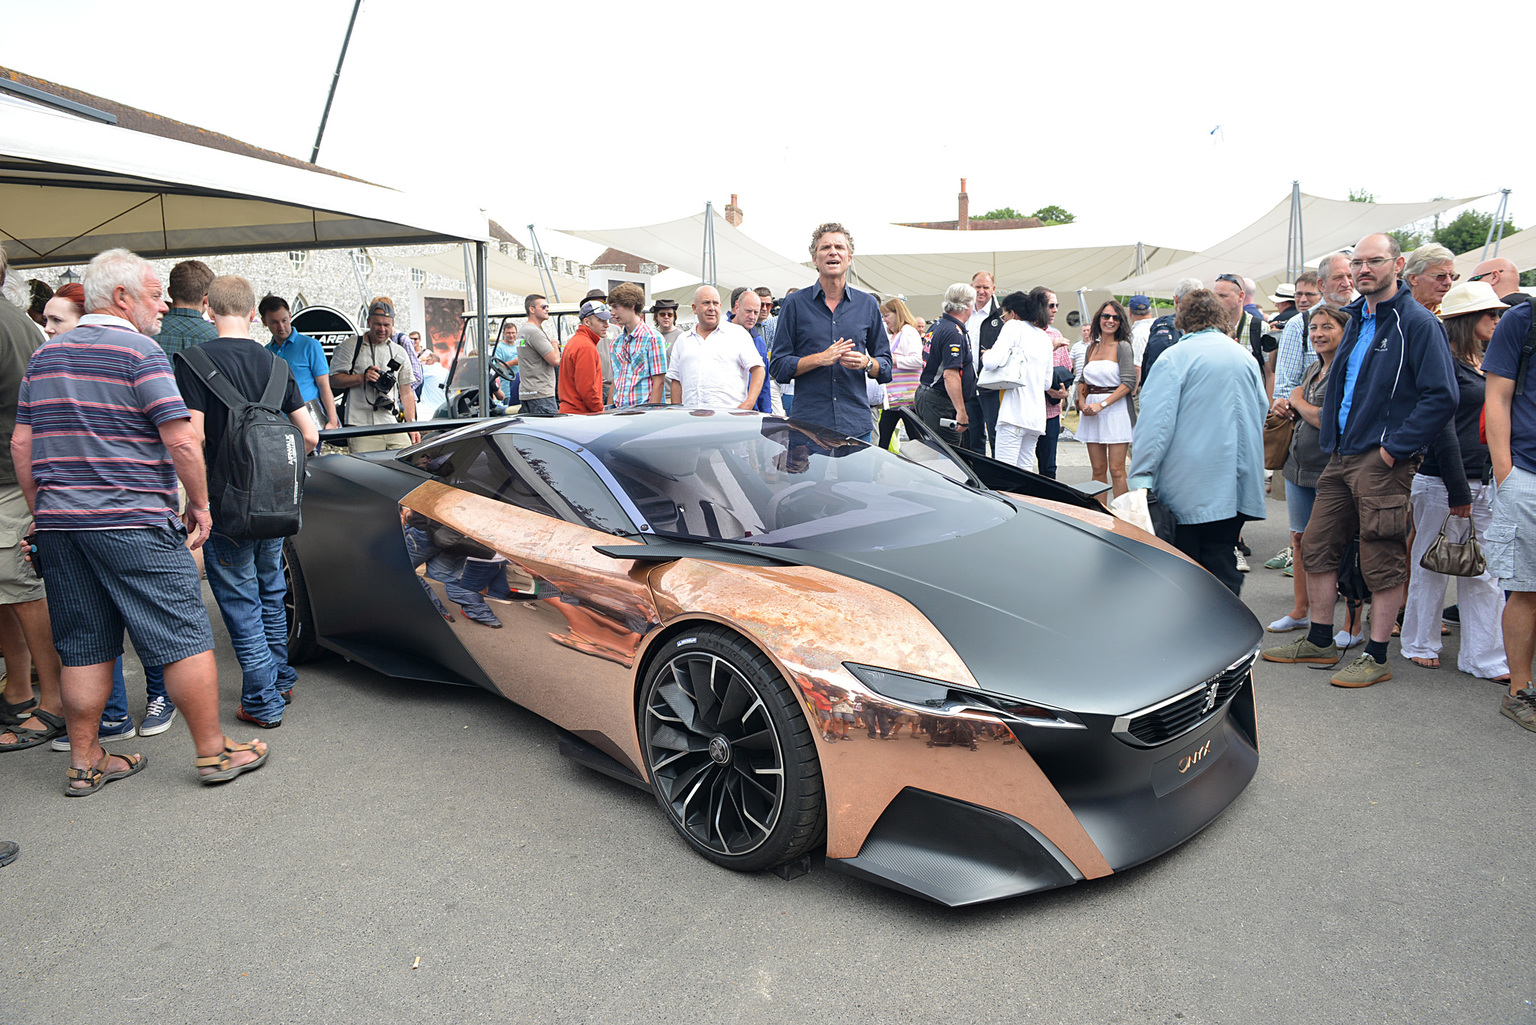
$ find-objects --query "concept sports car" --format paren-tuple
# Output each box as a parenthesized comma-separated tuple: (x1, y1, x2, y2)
(286, 409, 1262, 906)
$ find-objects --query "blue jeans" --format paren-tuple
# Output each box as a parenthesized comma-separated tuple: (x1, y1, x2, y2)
(204, 532, 291, 722)
(101, 656, 166, 721)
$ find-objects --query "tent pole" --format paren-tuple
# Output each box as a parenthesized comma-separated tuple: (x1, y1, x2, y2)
(1483, 189, 1512, 259)
(1286, 181, 1303, 282)
(703, 201, 717, 287)
(528, 226, 559, 302)
(310, 0, 363, 165)
(476, 241, 490, 418)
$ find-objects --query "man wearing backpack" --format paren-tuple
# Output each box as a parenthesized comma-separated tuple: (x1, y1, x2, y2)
(173, 276, 317, 729)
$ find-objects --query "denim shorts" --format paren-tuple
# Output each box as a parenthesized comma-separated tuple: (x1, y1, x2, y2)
(1284, 479, 1316, 535)
(36, 525, 214, 667)
(1488, 465, 1536, 592)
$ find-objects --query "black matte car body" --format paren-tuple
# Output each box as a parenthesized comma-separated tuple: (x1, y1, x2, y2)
(286, 409, 1261, 906)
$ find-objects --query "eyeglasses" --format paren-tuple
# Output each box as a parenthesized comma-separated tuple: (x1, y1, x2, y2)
(1099, 313, 1121, 321)
(1048, 303, 1060, 309)
(1425, 273, 1459, 284)
(1484, 310, 1504, 319)
(1470, 271, 1499, 282)
(1348, 256, 1394, 270)
(1215, 273, 1243, 286)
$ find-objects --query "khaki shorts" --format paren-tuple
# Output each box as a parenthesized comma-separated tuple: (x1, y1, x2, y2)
(0, 482, 44, 603)
(349, 432, 412, 453)
(1300, 450, 1419, 591)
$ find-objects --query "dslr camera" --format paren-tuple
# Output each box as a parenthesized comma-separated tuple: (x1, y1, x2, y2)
(370, 358, 402, 409)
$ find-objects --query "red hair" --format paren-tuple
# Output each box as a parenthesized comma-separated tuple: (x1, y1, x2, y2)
(53, 282, 85, 314)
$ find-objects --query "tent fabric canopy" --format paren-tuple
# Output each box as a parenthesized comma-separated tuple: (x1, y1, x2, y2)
(1453, 225, 1536, 279)
(0, 96, 488, 268)
(375, 248, 586, 300)
(1094, 192, 1490, 299)
(557, 213, 813, 294)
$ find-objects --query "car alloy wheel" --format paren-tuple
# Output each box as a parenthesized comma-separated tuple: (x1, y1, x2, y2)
(640, 626, 824, 872)
(281, 539, 321, 664)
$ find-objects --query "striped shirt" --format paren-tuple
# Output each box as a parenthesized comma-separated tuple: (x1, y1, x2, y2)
(612, 320, 667, 408)
(17, 315, 190, 530)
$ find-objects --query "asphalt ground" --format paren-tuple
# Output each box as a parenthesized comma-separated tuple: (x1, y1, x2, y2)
(2, 435, 1533, 1025)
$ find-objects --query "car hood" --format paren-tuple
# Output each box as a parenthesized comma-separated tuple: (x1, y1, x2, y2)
(764, 501, 1261, 716)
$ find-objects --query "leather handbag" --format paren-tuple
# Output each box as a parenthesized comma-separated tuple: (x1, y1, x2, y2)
(1263, 412, 1295, 470)
(1420, 514, 1486, 577)
(977, 338, 1028, 391)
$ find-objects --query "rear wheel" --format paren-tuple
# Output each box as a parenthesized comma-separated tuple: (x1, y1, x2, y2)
(639, 626, 824, 872)
(282, 539, 322, 664)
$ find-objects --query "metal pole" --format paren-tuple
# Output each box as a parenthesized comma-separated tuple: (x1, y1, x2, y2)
(1134, 241, 1146, 277)
(476, 242, 490, 418)
(1286, 181, 1303, 282)
(702, 201, 717, 287)
(528, 226, 559, 302)
(310, 0, 363, 164)
(1483, 189, 1512, 259)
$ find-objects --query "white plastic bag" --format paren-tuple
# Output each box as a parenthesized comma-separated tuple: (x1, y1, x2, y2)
(1109, 488, 1156, 535)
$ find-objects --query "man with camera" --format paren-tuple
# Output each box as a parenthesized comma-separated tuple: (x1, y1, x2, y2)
(329, 299, 418, 452)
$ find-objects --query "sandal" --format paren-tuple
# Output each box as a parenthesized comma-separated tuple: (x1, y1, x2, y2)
(2, 692, 38, 726)
(195, 736, 268, 784)
(1409, 656, 1440, 669)
(0, 709, 64, 752)
(64, 750, 146, 796)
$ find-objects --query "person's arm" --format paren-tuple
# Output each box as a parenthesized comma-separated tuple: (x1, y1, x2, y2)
(158, 417, 213, 549)
(1289, 384, 1322, 429)
(943, 368, 967, 431)
(10, 424, 36, 515)
(579, 346, 604, 414)
(1487, 373, 1515, 485)
(289, 405, 320, 455)
(1126, 355, 1177, 490)
(315, 374, 340, 430)
(741, 366, 766, 410)
(1271, 315, 1305, 408)
(541, 337, 560, 367)
(669, 379, 680, 405)
(1381, 319, 1459, 461)
(646, 374, 666, 404)
(894, 326, 925, 371)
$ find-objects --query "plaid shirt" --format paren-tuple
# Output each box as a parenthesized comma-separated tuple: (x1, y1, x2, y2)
(612, 320, 667, 407)
(153, 306, 216, 357)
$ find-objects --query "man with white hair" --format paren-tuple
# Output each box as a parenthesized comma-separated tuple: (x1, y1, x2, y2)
(1271, 251, 1357, 412)
(11, 248, 269, 790)
(667, 285, 764, 409)
(1404, 243, 1458, 314)
(1137, 278, 1202, 385)
(912, 283, 976, 447)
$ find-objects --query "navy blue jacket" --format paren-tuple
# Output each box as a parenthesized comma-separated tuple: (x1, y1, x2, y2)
(1319, 281, 1457, 459)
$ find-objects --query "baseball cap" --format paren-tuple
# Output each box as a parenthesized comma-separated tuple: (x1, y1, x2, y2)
(579, 300, 612, 322)
(1127, 295, 1151, 312)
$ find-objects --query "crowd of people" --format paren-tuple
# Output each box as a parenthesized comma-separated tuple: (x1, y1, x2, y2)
(4, 224, 1533, 866)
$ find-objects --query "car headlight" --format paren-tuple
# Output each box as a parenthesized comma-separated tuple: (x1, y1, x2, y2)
(842, 663, 1085, 730)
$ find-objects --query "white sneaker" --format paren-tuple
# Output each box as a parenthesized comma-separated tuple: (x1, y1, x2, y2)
(1267, 614, 1310, 632)
(1334, 630, 1366, 650)
(1235, 548, 1251, 572)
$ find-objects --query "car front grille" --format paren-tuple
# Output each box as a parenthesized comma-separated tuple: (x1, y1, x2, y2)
(1112, 651, 1257, 748)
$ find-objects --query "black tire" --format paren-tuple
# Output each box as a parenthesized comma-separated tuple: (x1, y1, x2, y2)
(282, 539, 322, 664)
(639, 626, 824, 872)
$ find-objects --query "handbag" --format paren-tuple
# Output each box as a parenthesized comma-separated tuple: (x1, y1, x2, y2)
(1420, 514, 1486, 577)
(977, 338, 1028, 391)
(1263, 412, 1295, 470)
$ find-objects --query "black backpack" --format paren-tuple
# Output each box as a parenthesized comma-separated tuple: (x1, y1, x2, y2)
(175, 346, 306, 539)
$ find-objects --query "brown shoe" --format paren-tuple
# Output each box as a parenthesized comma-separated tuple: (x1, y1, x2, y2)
(1501, 688, 1536, 733)
(1330, 653, 1392, 688)
(1262, 637, 1341, 665)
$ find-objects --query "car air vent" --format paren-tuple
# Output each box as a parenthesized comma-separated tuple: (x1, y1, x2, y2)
(1112, 653, 1255, 748)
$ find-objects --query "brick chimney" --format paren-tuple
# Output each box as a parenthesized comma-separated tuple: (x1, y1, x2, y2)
(724, 193, 743, 227)
(958, 178, 969, 231)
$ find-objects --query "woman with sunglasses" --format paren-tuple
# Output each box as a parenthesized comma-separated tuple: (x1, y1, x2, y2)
(1400, 281, 1510, 678)
(1075, 299, 1136, 496)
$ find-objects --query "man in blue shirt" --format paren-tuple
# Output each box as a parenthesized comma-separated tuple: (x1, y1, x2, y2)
(769, 223, 890, 441)
(1262, 233, 1457, 688)
(260, 295, 339, 429)
(1482, 293, 1536, 732)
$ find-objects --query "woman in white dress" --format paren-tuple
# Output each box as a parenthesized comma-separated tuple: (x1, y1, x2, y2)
(1075, 299, 1137, 496)
(982, 289, 1053, 472)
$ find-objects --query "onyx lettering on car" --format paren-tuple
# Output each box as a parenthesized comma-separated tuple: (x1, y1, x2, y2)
(640, 625, 825, 871)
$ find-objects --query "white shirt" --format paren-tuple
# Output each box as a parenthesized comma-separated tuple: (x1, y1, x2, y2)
(968, 299, 993, 371)
(665, 321, 764, 408)
(1130, 317, 1153, 367)
(983, 321, 1052, 434)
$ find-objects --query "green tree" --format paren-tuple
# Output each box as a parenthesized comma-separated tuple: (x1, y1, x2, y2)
(1030, 205, 1076, 226)
(1388, 228, 1425, 253)
(1433, 209, 1518, 256)
(975, 207, 1024, 220)
(1348, 188, 1376, 203)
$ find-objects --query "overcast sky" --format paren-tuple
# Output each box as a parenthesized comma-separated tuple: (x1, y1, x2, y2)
(3, 0, 1532, 264)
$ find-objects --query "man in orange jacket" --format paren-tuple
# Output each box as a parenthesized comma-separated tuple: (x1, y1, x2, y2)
(558, 300, 609, 414)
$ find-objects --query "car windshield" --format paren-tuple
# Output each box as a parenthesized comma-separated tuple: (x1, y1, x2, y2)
(528, 411, 1013, 552)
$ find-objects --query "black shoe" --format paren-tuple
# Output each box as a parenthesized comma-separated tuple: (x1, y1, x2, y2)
(1238, 538, 1252, 556)
(1442, 604, 1460, 624)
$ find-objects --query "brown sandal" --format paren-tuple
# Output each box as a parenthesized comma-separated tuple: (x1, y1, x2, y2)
(195, 736, 268, 785)
(65, 750, 146, 796)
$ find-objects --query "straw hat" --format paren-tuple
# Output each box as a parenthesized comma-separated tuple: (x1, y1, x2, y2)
(1437, 280, 1509, 320)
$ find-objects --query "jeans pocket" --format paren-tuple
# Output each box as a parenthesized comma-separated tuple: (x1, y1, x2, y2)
(1359, 494, 1409, 542)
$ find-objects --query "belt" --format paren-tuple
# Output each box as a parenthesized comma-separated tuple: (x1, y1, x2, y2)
(1084, 385, 1118, 395)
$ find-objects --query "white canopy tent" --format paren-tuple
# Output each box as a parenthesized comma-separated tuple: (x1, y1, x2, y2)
(0, 95, 488, 268)
(374, 247, 586, 300)
(1094, 192, 1490, 299)
(1453, 225, 1536, 280)
(557, 212, 814, 295)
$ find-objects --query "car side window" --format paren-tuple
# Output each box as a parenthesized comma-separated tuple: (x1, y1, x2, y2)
(443, 437, 560, 519)
(509, 435, 636, 536)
